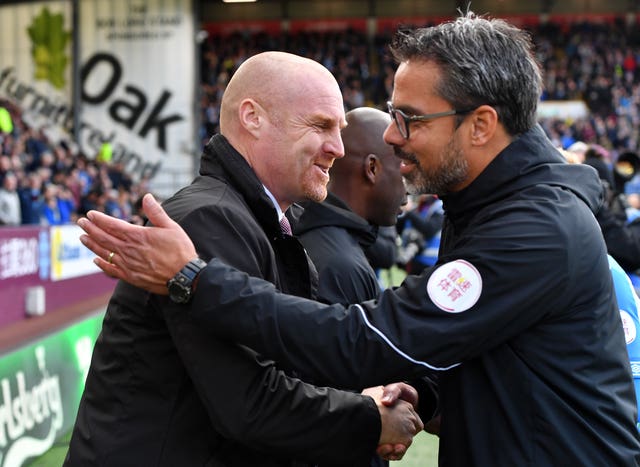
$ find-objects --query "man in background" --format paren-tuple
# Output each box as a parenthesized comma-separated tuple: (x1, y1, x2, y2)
(293, 107, 407, 305)
(293, 107, 439, 465)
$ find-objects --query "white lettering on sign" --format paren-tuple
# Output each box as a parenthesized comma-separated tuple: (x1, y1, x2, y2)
(0, 346, 63, 467)
(0, 238, 38, 279)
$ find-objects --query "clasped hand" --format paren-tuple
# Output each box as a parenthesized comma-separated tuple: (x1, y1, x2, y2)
(362, 382, 424, 461)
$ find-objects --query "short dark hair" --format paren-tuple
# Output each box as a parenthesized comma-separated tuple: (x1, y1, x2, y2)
(389, 11, 542, 136)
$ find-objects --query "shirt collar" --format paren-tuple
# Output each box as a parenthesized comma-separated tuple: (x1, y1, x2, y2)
(263, 185, 285, 220)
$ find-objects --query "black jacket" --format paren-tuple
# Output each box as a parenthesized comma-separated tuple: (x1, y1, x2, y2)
(188, 127, 640, 466)
(64, 135, 380, 467)
(295, 194, 387, 467)
(597, 197, 640, 272)
(295, 194, 438, 467)
(294, 193, 379, 306)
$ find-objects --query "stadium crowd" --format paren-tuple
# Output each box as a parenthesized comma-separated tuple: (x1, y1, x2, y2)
(0, 98, 147, 227)
(3, 17, 640, 240)
(198, 18, 640, 279)
(200, 19, 640, 156)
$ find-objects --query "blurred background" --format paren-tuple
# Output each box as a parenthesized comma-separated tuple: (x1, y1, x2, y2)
(2, 1, 640, 465)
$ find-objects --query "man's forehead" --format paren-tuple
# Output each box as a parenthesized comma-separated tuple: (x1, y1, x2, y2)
(392, 61, 441, 105)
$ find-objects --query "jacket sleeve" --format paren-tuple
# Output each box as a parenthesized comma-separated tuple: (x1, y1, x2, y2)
(165, 205, 380, 466)
(188, 193, 603, 389)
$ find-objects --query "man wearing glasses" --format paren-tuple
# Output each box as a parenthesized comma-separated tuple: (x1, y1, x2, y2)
(78, 12, 640, 465)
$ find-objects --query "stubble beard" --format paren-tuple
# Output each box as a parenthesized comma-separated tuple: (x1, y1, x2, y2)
(403, 139, 468, 196)
(302, 176, 329, 203)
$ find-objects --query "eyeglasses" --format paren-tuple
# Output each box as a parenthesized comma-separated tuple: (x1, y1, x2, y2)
(387, 101, 473, 139)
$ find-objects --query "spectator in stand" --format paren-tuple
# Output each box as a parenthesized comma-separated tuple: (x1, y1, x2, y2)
(78, 186, 108, 218)
(563, 144, 640, 274)
(0, 105, 13, 134)
(104, 186, 133, 221)
(73, 155, 95, 197)
(24, 128, 50, 171)
(0, 171, 21, 226)
(396, 194, 444, 274)
(584, 144, 615, 189)
(566, 141, 588, 163)
(17, 171, 44, 225)
(40, 182, 74, 225)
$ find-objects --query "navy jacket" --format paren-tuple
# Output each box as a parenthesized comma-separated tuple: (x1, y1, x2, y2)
(294, 193, 379, 306)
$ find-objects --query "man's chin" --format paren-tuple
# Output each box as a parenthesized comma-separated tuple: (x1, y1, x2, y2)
(304, 187, 328, 203)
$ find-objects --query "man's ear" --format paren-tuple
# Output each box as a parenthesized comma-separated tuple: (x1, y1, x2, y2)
(469, 104, 498, 146)
(238, 98, 263, 137)
(364, 154, 379, 185)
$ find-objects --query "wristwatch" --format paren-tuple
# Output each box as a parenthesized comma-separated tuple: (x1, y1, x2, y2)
(167, 257, 208, 304)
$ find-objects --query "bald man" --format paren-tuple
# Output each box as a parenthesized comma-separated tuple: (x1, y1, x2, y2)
(65, 52, 422, 467)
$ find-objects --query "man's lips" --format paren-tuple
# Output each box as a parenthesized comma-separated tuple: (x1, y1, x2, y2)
(400, 159, 416, 175)
(314, 163, 331, 177)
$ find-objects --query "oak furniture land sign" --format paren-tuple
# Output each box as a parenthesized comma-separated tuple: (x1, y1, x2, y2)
(78, 0, 197, 197)
(0, 1, 197, 198)
(0, 312, 103, 467)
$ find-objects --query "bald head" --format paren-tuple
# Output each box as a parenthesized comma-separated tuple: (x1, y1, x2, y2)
(220, 51, 339, 135)
(329, 107, 406, 227)
(215, 51, 346, 211)
(330, 107, 392, 182)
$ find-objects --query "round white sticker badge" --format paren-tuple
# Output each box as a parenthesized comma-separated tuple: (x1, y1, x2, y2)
(427, 259, 482, 313)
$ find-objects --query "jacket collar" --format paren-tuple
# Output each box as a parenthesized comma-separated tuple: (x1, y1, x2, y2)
(201, 134, 283, 238)
(295, 192, 377, 248)
(441, 125, 603, 230)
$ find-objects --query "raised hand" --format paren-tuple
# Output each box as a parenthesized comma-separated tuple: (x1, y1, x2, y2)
(77, 193, 197, 294)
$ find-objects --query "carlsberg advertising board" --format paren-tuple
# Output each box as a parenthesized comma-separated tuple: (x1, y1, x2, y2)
(0, 313, 104, 467)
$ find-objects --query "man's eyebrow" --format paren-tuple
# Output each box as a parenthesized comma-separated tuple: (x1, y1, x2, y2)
(309, 114, 342, 128)
(394, 103, 423, 115)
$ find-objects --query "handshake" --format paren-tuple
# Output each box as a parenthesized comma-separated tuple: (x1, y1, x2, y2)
(362, 381, 439, 462)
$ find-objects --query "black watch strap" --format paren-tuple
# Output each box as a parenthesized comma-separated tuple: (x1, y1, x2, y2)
(167, 257, 207, 304)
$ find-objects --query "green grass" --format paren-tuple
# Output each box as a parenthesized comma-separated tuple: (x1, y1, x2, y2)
(397, 431, 439, 466)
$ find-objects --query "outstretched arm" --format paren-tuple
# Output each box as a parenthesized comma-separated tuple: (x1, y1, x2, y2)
(78, 194, 423, 460)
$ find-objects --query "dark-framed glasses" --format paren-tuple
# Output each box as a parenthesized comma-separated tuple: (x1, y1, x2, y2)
(387, 101, 473, 139)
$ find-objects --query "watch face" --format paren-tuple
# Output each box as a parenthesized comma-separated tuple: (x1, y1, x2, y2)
(168, 280, 190, 303)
